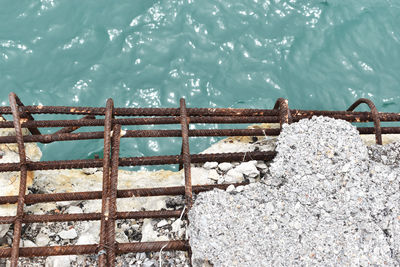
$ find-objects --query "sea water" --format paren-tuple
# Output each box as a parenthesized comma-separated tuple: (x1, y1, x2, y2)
(0, 0, 399, 170)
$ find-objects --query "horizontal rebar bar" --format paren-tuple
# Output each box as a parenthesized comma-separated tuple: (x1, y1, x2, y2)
(0, 106, 279, 116)
(0, 126, 399, 145)
(0, 151, 275, 172)
(0, 241, 189, 258)
(0, 116, 282, 128)
(0, 210, 183, 224)
(0, 128, 280, 143)
(0, 112, 400, 129)
(1, 105, 400, 120)
(0, 183, 248, 205)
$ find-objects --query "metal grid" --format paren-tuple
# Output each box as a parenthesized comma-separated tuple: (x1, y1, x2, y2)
(0, 93, 399, 266)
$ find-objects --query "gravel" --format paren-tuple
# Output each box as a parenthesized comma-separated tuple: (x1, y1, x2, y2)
(188, 116, 400, 266)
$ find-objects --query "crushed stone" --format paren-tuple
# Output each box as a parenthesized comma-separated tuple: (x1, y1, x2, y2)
(188, 116, 400, 266)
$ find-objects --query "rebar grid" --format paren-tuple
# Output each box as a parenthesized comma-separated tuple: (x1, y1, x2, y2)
(0, 94, 398, 266)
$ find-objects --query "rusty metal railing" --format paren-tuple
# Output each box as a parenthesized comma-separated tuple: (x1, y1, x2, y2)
(0, 93, 399, 266)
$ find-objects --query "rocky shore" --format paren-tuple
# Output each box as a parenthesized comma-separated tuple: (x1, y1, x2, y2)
(0, 117, 399, 266)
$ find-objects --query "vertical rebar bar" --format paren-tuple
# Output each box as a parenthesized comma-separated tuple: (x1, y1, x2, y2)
(179, 98, 192, 208)
(9, 93, 29, 267)
(13, 93, 41, 136)
(347, 98, 382, 145)
(106, 124, 121, 266)
(273, 98, 292, 129)
(98, 98, 114, 267)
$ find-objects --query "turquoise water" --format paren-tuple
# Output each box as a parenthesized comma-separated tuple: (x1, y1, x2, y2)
(0, 0, 400, 169)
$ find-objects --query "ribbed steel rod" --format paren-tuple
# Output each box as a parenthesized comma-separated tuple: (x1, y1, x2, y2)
(0, 116, 282, 128)
(1, 112, 400, 129)
(8, 93, 28, 267)
(98, 99, 113, 267)
(0, 106, 279, 116)
(0, 151, 276, 172)
(0, 210, 183, 224)
(0, 241, 189, 258)
(0, 183, 248, 205)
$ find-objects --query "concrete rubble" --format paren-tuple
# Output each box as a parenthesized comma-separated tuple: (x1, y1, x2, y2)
(188, 116, 400, 266)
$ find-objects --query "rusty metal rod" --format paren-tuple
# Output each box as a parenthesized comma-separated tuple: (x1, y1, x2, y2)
(98, 99, 113, 267)
(107, 124, 121, 266)
(2, 125, 400, 145)
(0, 105, 279, 116)
(1, 104, 400, 119)
(0, 241, 189, 258)
(180, 99, 193, 208)
(8, 93, 28, 267)
(0, 116, 282, 128)
(0, 128, 281, 143)
(348, 98, 382, 145)
(0, 182, 249, 205)
(13, 94, 42, 136)
(0, 210, 183, 224)
(1, 112, 400, 129)
(0, 151, 276, 172)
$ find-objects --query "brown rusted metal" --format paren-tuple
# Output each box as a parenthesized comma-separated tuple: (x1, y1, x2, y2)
(274, 98, 293, 128)
(8, 93, 28, 267)
(0, 209, 184, 224)
(0, 128, 282, 144)
(180, 98, 193, 209)
(12, 93, 42, 136)
(347, 98, 382, 145)
(0, 94, 399, 263)
(0, 182, 249, 206)
(99, 99, 114, 267)
(0, 241, 189, 258)
(0, 151, 276, 172)
(106, 124, 121, 266)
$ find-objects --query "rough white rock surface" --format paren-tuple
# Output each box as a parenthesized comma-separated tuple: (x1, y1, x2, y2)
(188, 117, 400, 266)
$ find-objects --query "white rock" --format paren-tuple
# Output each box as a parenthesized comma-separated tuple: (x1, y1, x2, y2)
(171, 218, 183, 232)
(82, 168, 98, 175)
(76, 233, 97, 245)
(256, 162, 268, 169)
(224, 169, 244, 183)
(141, 219, 168, 242)
(207, 169, 220, 181)
(189, 167, 212, 185)
(203, 162, 218, 169)
(226, 185, 235, 192)
(45, 255, 75, 267)
(236, 185, 245, 192)
(235, 161, 259, 178)
(66, 206, 83, 214)
(157, 219, 168, 228)
(23, 240, 37, 247)
(116, 230, 129, 243)
(58, 229, 78, 240)
(35, 232, 50, 246)
(143, 260, 156, 267)
(218, 162, 233, 172)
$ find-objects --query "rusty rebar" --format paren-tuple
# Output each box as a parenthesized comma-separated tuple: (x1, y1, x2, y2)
(274, 98, 293, 128)
(99, 99, 113, 267)
(0, 150, 276, 172)
(0, 241, 189, 258)
(347, 98, 382, 145)
(106, 124, 121, 266)
(180, 99, 193, 209)
(13, 93, 41, 136)
(0, 116, 282, 129)
(0, 210, 184, 224)
(8, 93, 28, 267)
(0, 182, 249, 206)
